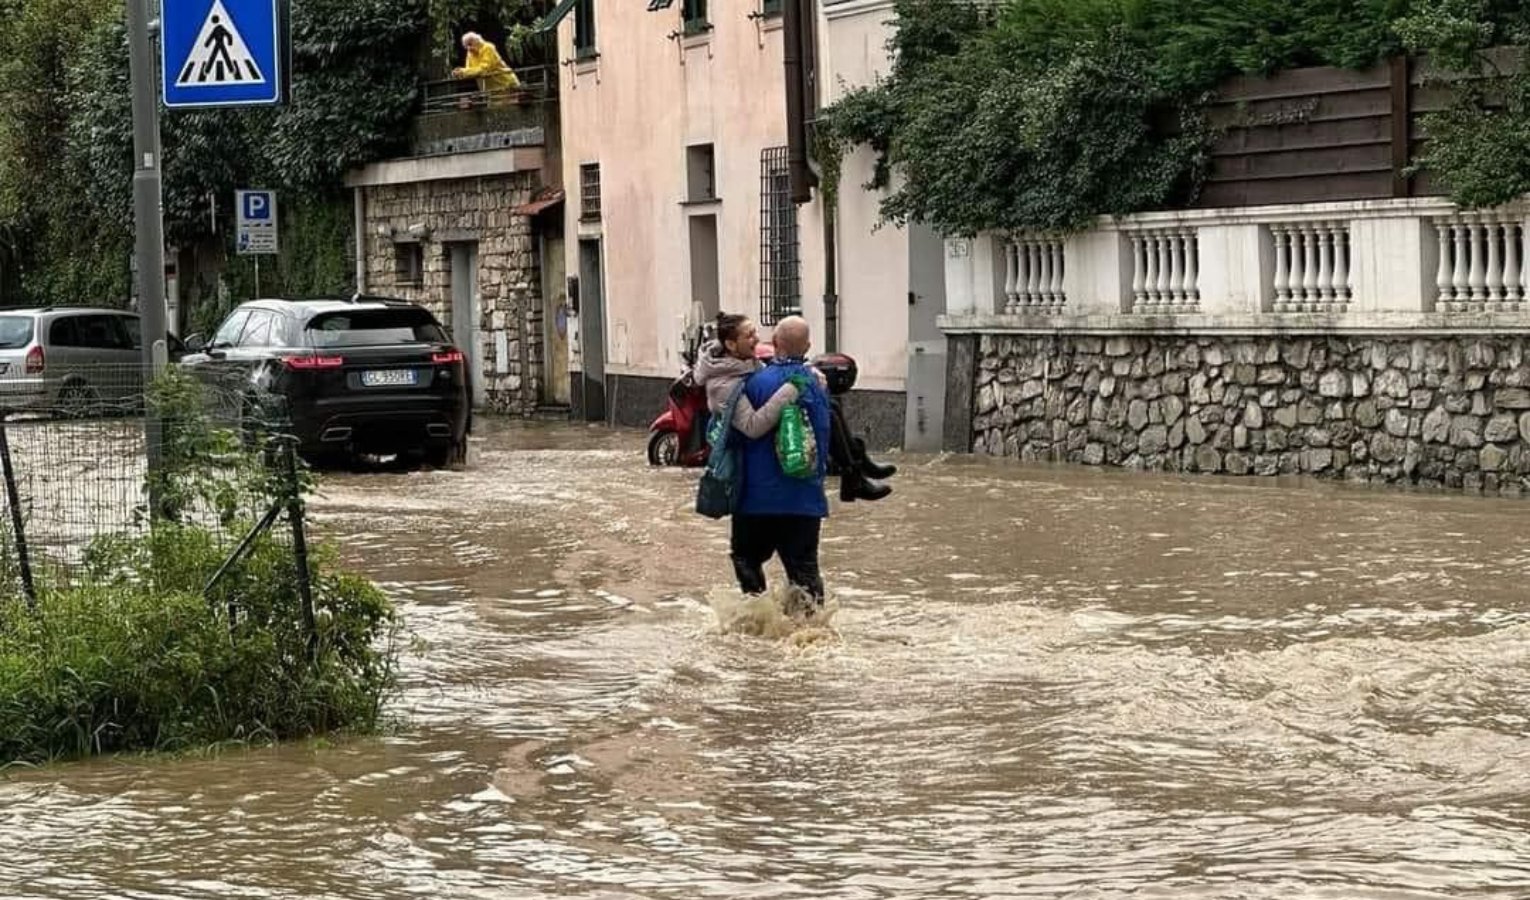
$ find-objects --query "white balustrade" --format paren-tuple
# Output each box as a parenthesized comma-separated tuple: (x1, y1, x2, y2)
(1433, 214, 1527, 312)
(1128, 229, 1199, 313)
(1269, 222, 1351, 312)
(1002, 234, 1068, 313)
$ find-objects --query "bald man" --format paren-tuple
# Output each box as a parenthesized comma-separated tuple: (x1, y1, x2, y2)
(730, 316, 832, 604)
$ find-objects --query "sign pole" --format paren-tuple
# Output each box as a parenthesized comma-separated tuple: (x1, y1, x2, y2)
(127, 0, 167, 500)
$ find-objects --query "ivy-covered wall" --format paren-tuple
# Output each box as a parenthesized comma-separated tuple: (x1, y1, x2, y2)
(820, 0, 1530, 239)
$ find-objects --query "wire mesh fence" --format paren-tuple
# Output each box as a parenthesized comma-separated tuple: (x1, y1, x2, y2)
(0, 363, 313, 635)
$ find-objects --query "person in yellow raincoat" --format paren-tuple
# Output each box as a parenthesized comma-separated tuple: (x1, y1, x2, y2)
(452, 32, 519, 93)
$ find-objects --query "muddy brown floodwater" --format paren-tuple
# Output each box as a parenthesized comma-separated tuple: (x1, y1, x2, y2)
(4, 420, 1530, 899)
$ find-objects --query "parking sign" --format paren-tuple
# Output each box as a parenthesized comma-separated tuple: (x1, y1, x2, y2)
(236, 189, 278, 255)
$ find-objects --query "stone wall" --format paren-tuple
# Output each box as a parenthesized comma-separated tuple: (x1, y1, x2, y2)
(970, 332, 1530, 495)
(361, 174, 541, 414)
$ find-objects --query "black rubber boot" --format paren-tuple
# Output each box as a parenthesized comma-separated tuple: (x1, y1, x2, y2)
(851, 437, 897, 479)
(840, 469, 892, 502)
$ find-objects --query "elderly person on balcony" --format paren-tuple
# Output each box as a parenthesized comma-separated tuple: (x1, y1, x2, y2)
(452, 32, 519, 93)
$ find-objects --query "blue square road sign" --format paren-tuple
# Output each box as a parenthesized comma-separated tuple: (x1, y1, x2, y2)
(161, 0, 286, 108)
(242, 192, 272, 220)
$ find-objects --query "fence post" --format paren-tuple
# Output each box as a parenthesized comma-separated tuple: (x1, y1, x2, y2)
(0, 419, 37, 610)
(282, 439, 317, 657)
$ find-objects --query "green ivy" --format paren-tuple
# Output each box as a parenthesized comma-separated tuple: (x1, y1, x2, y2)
(822, 0, 1530, 236)
(1397, 0, 1530, 207)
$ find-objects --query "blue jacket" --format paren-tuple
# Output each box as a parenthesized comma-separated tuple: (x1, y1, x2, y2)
(736, 357, 831, 518)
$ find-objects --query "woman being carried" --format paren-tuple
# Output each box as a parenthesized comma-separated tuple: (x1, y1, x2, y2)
(693, 312, 891, 502)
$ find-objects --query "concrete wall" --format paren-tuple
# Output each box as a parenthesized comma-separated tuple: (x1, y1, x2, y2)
(959, 331, 1530, 496)
(357, 172, 542, 414)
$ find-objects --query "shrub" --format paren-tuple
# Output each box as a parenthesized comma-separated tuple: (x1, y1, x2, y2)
(0, 373, 397, 765)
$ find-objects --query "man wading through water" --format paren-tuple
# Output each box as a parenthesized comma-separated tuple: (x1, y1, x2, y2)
(730, 316, 832, 606)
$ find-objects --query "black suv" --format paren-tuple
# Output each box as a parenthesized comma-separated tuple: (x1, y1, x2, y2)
(180, 296, 470, 467)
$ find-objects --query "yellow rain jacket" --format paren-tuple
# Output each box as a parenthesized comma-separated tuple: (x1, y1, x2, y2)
(455, 41, 519, 92)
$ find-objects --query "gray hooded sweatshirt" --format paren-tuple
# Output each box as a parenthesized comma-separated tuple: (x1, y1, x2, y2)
(692, 340, 800, 439)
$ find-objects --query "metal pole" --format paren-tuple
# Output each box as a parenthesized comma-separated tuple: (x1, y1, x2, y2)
(0, 421, 37, 611)
(127, 0, 167, 504)
(284, 440, 318, 658)
(254, 257, 261, 298)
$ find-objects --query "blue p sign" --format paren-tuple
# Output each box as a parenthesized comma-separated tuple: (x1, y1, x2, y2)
(243, 192, 271, 220)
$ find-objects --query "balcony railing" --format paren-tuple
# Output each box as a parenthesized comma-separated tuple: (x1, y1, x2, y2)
(943, 197, 1530, 327)
(409, 65, 557, 157)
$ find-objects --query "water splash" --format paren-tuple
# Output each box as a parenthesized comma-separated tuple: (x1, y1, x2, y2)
(706, 582, 841, 645)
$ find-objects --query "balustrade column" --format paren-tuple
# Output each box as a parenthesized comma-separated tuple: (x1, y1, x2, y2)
(1487, 219, 1505, 305)
(1184, 235, 1199, 308)
(1156, 233, 1173, 309)
(1469, 219, 1488, 304)
(1507, 223, 1523, 304)
(1004, 240, 1020, 313)
(1273, 226, 1291, 311)
(1132, 236, 1147, 307)
(1332, 227, 1350, 304)
(1435, 223, 1452, 310)
(1317, 224, 1335, 304)
(1168, 234, 1185, 305)
(1050, 241, 1066, 311)
(1452, 222, 1470, 307)
(1038, 238, 1054, 307)
(1301, 226, 1319, 309)
(1142, 235, 1159, 311)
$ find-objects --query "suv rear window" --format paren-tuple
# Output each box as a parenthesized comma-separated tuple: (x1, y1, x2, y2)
(306, 309, 446, 347)
(0, 316, 33, 350)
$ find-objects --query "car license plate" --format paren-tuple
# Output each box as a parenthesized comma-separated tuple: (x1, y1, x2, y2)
(361, 369, 417, 387)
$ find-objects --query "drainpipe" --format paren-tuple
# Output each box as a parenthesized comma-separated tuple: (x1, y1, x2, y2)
(784, 0, 837, 351)
(353, 187, 367, 293)
(782, 0, 814, 205)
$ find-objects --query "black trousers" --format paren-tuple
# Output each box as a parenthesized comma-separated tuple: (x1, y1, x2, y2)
(826, 398, 871, 478)
(730, 514, 824, 600)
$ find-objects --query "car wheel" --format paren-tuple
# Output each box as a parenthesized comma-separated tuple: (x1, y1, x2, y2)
(647, 430, 680, 467)
(424, 440, 466, 470)
(57, 383, 98, 419)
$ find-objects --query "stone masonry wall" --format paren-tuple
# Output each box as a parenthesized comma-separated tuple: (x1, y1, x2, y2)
(363, 174, 541, 414)
(973, 333, 1530, 496)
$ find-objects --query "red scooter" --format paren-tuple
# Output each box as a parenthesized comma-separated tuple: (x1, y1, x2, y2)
(646, 337, 859, 469)
(646, 356, 712, 467)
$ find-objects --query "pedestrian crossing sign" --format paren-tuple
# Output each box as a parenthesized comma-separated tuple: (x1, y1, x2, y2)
(161, 0, 286, 108)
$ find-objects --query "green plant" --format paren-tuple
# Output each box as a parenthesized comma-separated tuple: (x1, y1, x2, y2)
(818, 0, 1451, 236)
(0, 371, 398, 765)
(1397, 0, 1530, 207)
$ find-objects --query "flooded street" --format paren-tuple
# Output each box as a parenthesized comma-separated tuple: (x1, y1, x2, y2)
(5, 420, 1530, 898)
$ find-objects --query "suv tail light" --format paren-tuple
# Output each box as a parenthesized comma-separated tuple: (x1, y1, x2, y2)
(432, 349, 464, 365)
(24, 345, 44, 375)
(281, 355, 344, 370)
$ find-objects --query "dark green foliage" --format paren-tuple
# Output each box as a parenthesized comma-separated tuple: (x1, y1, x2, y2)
(0, 0, 552, 308)
(821, 0, 1530, 235)
(1397, 0, 1530, 207)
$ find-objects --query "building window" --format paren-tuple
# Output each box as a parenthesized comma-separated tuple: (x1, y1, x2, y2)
(761, 0, 782, 16)
(686, 143, 716, 202)
(394, 242, 424, 287)
(682, 0, 710, 34)
(580, 163, 602, 220)
(759, 147, 799, 325)
(574, 0, 596, 59)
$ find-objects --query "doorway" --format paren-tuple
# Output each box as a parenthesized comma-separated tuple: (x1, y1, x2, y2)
(688, 214, 720, 325)
(577, 238, 606, 421)
(539, 228, 571, 406)
(448, 241, 486, 407)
